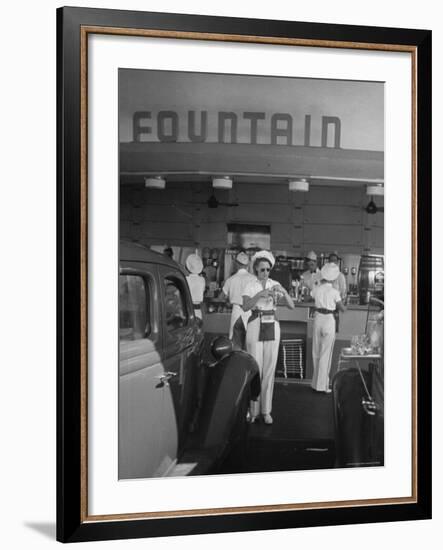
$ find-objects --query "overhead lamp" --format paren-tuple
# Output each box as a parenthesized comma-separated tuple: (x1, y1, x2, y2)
(212, 176, 233, 189)
(144, 176, 166, 189)
(289, 178, 309, 192)
(366, 183, 384, 196)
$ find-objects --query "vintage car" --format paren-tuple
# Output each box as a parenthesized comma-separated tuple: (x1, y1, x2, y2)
(119, 241, 260, 479)
(332, 302, 384, 468)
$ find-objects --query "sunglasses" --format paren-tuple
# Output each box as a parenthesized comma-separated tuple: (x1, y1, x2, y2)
(259, 267, 271, 273)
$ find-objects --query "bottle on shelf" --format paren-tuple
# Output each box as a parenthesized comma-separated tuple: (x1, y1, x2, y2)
(291, 279, 298, 299)
(299, 276, 305, 302)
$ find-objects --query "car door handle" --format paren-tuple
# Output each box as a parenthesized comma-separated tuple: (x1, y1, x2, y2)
(155, 372, 178, 386)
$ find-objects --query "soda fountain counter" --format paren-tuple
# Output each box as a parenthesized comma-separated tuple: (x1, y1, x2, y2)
(202, 301, 371, 381)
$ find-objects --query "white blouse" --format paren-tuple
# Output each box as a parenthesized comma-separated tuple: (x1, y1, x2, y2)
(312, 282, 341, 310)
(243, 277, 280, 311)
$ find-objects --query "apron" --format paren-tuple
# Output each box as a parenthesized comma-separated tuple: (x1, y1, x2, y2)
(248, 309, 277, 341)
(229, 304, 251, 339)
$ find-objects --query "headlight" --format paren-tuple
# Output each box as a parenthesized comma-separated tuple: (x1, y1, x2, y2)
(211, 336, 233, 361)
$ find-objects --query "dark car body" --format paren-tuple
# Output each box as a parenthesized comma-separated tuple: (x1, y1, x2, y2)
(332, 362, 384, 468)
(119, 241, 260, 479)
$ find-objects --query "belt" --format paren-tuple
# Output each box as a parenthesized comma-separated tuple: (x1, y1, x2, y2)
(248, 309, 275, 323)
(193, 303, 201, 310)
(316, 308, 335, 314)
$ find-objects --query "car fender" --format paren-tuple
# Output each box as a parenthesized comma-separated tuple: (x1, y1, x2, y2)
(196, 350, 260, 450)
(332, 367, 384, 468)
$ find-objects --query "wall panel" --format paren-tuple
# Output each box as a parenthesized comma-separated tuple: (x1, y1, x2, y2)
(303, 204, 362, 225)
(120, 182, 383, 255)
(231, 203, 292, 223)
(303, 223, 364, 247)
(304, 185, 364, 205)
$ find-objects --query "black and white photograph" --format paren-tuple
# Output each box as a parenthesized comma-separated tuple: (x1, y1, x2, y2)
(118, 68, 385, 480)
(0, 0, 431, 546)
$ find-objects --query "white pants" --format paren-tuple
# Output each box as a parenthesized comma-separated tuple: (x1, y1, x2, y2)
(311, 313, 336, 391)
(246, 317, 280, 416)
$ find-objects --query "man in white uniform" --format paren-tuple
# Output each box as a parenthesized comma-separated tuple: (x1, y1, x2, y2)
(301, 250, 321, 292)
(221, 252, 255, 350)
(328, 251, 347, 300)
(311, 263, 346, 393)
(185, 253, 206, 319)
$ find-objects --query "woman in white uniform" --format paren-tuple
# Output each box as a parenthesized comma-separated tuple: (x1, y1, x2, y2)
(242, 251, 295, 424)
(311, 263, 346, 393)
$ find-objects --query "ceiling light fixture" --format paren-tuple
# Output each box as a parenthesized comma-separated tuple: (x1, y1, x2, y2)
(212, 176, 233, 189)
(144, 176, 166, 189)
(289, 178, 309, 192)
(366, 183, 384, 196)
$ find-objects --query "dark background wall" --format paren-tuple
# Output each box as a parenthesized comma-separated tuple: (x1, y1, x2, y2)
(120, 181, 384, 256)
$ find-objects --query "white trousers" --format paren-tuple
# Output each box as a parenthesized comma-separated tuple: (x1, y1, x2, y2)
(311, 313, 336, 391)
(246, 317, 280, 416)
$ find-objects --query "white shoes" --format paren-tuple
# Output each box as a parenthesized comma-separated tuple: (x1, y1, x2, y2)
(312, 386, 332, 394)
(248, 412, 274, 424)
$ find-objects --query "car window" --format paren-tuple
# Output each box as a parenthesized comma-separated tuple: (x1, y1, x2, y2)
(119, 274, 151, 341)
(164, 276, 188, 331)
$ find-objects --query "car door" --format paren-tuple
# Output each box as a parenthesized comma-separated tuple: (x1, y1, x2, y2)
(118, 263, 169, 479)
(158, 266, 203, 459)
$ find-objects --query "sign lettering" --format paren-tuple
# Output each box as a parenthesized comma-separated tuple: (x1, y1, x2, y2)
(133, 110, 342, 148)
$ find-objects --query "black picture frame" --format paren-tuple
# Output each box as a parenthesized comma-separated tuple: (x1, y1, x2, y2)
(57, 6, 432, 543)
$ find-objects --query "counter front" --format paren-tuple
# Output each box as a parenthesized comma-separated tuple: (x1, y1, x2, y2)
(202, 301, 371, 381)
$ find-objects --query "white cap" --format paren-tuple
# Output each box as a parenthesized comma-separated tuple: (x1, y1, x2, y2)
(306, 250, 317, 261)
(321, 262, 340, 282)
(251, 250, 275, 268)
(185, 253, 203, 274)
(235, 252, 249, 266)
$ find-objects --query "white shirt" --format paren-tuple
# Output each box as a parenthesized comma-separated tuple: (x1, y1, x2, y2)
(331, 272, 347, 299)
(301, 268, 321, 291)
(186, 274, 205, 304)
(222, 268, 256, 306)
(312, 282, 341, 310)
(243, 277, 280, 311)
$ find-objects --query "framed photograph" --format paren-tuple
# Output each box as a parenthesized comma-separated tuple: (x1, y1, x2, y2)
(57, 6, 431, 543)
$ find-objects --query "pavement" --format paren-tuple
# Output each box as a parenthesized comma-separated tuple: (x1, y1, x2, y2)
(216, 380, 336, 474)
